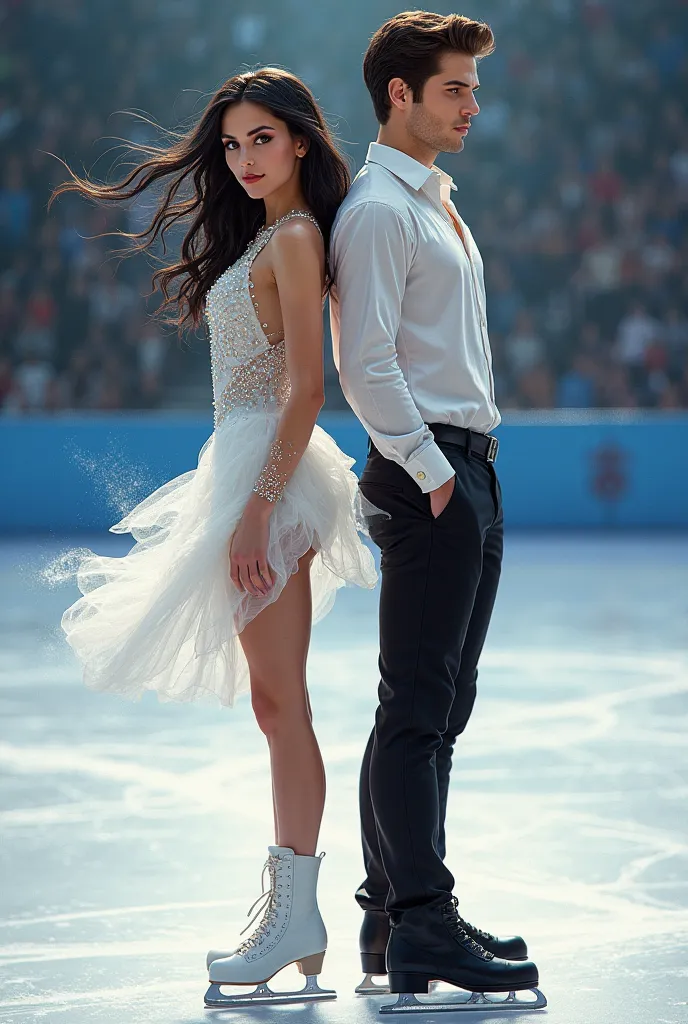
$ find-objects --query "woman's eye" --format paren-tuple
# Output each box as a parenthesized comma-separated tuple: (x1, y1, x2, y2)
(255, 134, 272, 144)
(224, 141, 238, 150)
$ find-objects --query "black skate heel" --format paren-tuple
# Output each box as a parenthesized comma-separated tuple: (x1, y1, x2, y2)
(388, 971, 432, 994)
(361, 951, 386, 975)
(356, 908, 392, 994)
(356, 950, 390, 994)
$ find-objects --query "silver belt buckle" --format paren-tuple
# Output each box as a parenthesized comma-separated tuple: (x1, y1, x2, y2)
(486, 435, 499, 463)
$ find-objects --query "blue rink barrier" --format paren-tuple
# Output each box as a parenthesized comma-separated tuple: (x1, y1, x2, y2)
(2, 411, 687, 532)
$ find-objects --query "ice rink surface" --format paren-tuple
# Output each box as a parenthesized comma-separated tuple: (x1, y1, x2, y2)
(1, 534, 687, 1024)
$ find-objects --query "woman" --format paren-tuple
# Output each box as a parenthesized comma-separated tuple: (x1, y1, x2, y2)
(52, 68, 378, 1004)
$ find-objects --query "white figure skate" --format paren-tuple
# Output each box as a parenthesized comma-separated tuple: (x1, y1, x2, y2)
(204, 845, 336, 1007)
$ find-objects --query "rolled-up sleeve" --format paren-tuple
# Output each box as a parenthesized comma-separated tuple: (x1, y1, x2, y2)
(330, 200, 454, 492)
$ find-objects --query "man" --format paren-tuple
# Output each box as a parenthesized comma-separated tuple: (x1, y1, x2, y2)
(330, 11, 540, 999)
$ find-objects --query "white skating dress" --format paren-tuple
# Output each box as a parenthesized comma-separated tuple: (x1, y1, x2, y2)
(61, 210, 377, 707)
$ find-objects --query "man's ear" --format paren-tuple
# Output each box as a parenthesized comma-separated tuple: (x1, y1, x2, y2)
(388, 77, 411, 112)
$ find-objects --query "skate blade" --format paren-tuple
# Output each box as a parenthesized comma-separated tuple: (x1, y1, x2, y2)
(356, 972, 390, 995)
(205, 977, 337, 1008)
(357, 974, 443, 996)
(380, 988, 547, 1014)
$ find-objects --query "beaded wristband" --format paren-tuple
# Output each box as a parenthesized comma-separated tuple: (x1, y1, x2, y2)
(252, 439, 297, 502)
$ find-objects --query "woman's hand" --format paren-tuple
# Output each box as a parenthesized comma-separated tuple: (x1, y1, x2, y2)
(229, 496, 275, 597)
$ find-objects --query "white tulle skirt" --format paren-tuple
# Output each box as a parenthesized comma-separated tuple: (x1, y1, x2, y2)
(61, 411, 378, 707)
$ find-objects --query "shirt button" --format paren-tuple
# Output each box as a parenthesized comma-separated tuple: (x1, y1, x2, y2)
(416, 471, 426, 480)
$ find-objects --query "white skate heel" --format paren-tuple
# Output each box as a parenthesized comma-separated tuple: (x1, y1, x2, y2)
(204, 845, 336, 1007)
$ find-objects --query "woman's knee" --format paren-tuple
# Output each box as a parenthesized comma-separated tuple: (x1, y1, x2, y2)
(250, 679, 309, 736)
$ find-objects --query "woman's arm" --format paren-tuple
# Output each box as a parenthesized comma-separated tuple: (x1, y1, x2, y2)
(229, 218, 326, 597)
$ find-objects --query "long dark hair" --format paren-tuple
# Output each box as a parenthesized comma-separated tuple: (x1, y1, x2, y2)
(49, 67, 351, 330)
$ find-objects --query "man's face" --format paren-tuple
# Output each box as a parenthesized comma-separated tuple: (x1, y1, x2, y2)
(407, 51, 480, 154)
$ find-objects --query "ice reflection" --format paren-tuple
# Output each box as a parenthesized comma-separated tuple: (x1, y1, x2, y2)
(0, 536, 686, 1024)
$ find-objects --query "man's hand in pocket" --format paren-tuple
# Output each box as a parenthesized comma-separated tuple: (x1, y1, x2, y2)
(429, 475, 456, 518)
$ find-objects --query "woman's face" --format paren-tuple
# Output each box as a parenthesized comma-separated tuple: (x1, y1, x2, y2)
(220, 101, 307, 200)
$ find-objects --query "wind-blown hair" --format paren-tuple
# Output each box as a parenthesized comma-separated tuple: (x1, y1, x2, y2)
(49, 68, 351, 330)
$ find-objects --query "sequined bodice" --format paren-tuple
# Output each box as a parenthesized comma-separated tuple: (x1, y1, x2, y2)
(205, 210, 321, 428)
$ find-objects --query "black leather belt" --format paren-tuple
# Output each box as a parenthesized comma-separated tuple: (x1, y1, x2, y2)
(367, 424, 499, 463)
(428, 423, 499, 463)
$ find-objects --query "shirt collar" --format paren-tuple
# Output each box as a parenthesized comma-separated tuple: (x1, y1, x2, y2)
(365, 142, 458, 198)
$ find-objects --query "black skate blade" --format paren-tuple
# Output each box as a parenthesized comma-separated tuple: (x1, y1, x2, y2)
(356, 971, 390, 995)
(357, 974, 445, 997)
(380, 987, 547, 1014)
(205, 977, 337, 1007)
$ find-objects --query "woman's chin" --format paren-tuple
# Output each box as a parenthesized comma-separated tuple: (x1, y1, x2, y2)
(239, 178, 270, 199)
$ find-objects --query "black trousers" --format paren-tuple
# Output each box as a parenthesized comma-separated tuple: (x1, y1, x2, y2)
(356, 434, 503, 916)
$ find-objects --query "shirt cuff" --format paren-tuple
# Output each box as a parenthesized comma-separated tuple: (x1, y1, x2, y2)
(403, 441, 455, 493)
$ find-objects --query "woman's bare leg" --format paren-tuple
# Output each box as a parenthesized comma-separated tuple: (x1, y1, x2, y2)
(238, 548, 325, 855)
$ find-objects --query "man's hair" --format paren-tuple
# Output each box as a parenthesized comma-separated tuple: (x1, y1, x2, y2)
(363, 11, 494, 124)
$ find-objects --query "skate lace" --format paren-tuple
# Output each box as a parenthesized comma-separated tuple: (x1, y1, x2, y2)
(458, 914, 496, 943)
(236, 855, 280, 954)
(442, 897, 494, 960)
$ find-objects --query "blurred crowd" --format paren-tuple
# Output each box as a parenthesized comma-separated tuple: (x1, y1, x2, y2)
(0, 0, 686, 414)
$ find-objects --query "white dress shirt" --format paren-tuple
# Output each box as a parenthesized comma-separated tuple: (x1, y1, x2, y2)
(330, 142, 500, 493)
